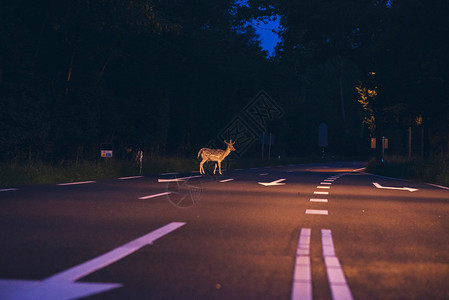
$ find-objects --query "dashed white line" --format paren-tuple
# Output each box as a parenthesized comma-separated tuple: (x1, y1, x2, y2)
(305, 209, 328, 215)
(138, 192, 171, 200)
(0, 188, 18, 192)
(317, 186, 330, 189)
(314, 191, 329, 195)
(310, 198, 328, 203)
(320, 182, 332, 185)
(118, 176, 143, 180)
(219, 178, 234, 183)
(321, 229, 353, 300)
(291, 228, 312, 300)
(57, 181, 95, 186)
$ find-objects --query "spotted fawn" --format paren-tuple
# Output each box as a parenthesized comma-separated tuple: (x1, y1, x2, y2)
(198, 140, 236, 175)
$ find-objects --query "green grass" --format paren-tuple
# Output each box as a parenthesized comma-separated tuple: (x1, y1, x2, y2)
(0, 157, 197, 188)
(366, 155, 449, 187)
(1, 154, 370, 188)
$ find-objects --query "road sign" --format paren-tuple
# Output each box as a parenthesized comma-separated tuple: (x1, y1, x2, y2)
(100, 143, 113, 158)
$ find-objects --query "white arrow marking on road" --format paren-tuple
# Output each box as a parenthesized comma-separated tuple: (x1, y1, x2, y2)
(373, 182, 418, 192)
(0, 222, 186, 300)
(258, 178, 286, 186)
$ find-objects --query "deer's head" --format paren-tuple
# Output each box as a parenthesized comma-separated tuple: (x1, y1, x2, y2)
(224, 140, 236, 152)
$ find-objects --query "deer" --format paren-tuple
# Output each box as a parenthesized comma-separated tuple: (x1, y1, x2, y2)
(198, 140, 236, 175)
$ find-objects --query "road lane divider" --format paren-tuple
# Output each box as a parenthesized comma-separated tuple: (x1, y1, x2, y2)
(219, 178, 234, 183)
(291, 228, 312, 300)
(118, 176, 143, 180)
(139, 192, 171, 200)
(305, 209, 328, 215)
(310, 198, 328, 203)
(0, 188, 18, 192)
(321, 229, 353, 300)
(57, 181, 96, 186)
(158, 175, 202, 183)
(314, 191, 329, 195)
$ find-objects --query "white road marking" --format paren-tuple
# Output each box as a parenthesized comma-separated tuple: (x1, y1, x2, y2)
(321, 182, 332, 185)
(139, 192, 171, 200)
(324, 179, 335, 182)
(0, 188, 18, 192)
(310, 198, 328, 203)
(258, 178, 286, 186)
(321, 229, 353, 300)
(118, 176, 143, 180)
(57, 181, 95, 186)
(427, 183, 449, 190)
(259, 173, 269, 176)
(314, 191, 329, 195)
(372, 182, 418, 192)
(305, 209, 328, 215)
(0, 222, 186, 300)
(317, 186, 330, 189)
(291, 228, 312, 300)
(219, 179, 234, 183)
(158, 175, 202, 183)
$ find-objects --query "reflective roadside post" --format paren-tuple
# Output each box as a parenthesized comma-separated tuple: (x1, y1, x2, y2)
(318, 123, 328, 159)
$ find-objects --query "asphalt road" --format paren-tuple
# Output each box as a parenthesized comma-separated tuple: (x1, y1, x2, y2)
(1, 161, 448, 300)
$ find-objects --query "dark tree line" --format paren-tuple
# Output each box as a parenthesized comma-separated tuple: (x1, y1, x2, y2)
(1, 0, 448, 163)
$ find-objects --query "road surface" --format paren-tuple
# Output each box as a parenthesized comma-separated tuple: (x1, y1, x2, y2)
(1, 162, 448, 299)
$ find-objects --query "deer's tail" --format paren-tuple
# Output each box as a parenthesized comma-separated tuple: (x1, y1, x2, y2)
(198, 148, 205, 158)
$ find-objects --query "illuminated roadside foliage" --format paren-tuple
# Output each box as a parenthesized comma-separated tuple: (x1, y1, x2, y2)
(356, 84, 377, 135)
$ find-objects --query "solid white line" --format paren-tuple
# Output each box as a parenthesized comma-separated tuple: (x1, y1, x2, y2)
(306, 209, 328, 215)
(291, 228, 312, 300)
(45, 222, 186, 283)
(118, 176, 143, 180)
(310, 198, 328, 203)
(314, 191, 329, 195)
(219, 178, 234, 183)
(0, 188, 18, 192)
(139, 192, 171, 200)
(57, 181, 95, 186)
(317, 186, 330, 189)
(321, 229, 354, 300)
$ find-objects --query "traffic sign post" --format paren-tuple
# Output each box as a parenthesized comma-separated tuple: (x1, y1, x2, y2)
(318, 123, 328, 158)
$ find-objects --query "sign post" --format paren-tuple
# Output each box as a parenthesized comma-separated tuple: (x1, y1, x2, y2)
(318, 123, 328, 158)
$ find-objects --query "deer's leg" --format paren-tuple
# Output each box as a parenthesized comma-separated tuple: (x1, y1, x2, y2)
(218, 161, 222, 175)
(213, 163, 217, 174)
(200, 160, 205, 174)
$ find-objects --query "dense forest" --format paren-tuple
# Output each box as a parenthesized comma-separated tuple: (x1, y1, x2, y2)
(1, 0, 448, 164)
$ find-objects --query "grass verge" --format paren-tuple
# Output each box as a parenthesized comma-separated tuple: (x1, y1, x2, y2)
(365, 155, 449, 187)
